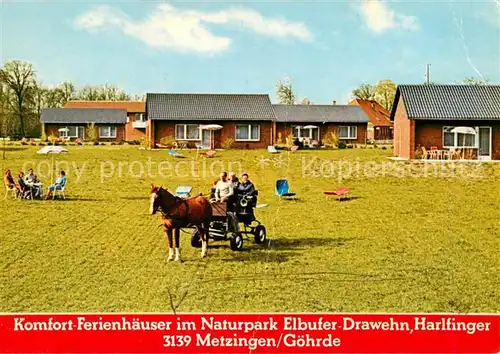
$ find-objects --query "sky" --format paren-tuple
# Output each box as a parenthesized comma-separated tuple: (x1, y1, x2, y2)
(1, 0, 499, 104)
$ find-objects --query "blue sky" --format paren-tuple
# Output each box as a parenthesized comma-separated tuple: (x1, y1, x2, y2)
(1, 0, 499, 104)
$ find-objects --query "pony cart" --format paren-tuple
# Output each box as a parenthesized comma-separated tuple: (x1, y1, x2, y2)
(191, 191, 267, 251)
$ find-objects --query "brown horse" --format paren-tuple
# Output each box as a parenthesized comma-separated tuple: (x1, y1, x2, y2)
(150, 184, 212, 261)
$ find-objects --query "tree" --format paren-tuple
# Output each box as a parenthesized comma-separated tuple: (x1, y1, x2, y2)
(75, 84, 131, 101)
(352, 83, 376, 101)
(375, 80, 397, 112)
(0, 60, 36, 137)
(300, 97, 311, 105)
(460, 77, 489, 86)
(59, 81, 76, 104)
(276, 77, 296, 104)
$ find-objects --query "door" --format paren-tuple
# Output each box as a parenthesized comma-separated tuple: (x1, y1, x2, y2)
(202, 130, 211, 149)
(478, 127, 492, 160)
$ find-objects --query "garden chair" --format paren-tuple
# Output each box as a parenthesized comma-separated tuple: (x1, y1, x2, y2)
(168, 149, 185, 158)
(275, 179, 296, 200)
(324, 187, 350, 201)
(268, 146, 278, 154)
(199, 150, 216, 158)
(174, 186, 192, 198)
(53, 181, 67, 200)
(4, 183, 17, 200)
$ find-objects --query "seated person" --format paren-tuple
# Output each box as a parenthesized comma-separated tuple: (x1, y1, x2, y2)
(210, 179, 218, 200)
(4, 169, 15, 189)
(25, 168, 42, 198)
(45, 170, 66, 200)
(16, 171, 32, 199)
(214, 172, 234, 207)
(236, 173, 256, 197)
(229, 172, 239, 189)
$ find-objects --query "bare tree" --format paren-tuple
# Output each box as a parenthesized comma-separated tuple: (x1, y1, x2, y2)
(276, 77, 296, 105)
(460, 77, 489, 86)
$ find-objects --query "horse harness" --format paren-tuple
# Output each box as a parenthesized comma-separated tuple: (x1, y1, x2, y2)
(161, 197, 192, 224)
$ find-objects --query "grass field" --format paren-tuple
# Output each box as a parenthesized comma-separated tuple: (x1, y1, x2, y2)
(1, 145, 499, 313)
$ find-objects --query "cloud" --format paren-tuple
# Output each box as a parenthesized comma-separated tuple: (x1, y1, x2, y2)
(74, 4, 313, 54)
(359, 0, 419, 33)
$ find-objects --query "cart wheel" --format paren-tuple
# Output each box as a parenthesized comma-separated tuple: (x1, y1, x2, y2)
(230, 233, 243, 251)
(191, 230, 202, 248)
(254, 225, 267, 244)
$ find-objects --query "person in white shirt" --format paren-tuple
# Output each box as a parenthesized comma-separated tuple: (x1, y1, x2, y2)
(215, 172, 234, 203)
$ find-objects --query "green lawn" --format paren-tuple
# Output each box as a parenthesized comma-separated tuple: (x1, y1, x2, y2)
(1, 145, 499, 313)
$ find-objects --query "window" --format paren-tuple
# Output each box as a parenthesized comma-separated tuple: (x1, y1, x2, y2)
(175, 124, 201, 140)
(134, 113, 146, 122)
(99, 126, 117, 138)
(293, 126, 319, 140)
(59, 126, 84, 139)
(235, 124, 260, 141)
(338, 126, 357, 139)
(443, 127, 477, 148)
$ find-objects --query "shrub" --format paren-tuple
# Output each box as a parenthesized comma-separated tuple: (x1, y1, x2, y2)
(159, 135, 175, 148)
(93, 141, 99, 146)
(323, 132, 339, 148)
(347, 144, 354, 149)
(381, 146, 387, 150)
(285, 134, 294, 148)
(86, 122, 98, 143)
(40, 132, 48, 142)
(140, 137, 152, 149)
(221, 138, 235, 150)
(338, 141, 347, 149)
(38, 143, 46, 146)
(414, 149, 424, 159)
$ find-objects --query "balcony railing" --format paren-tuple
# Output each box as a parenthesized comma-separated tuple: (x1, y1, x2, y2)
(133, 120, 147, 129)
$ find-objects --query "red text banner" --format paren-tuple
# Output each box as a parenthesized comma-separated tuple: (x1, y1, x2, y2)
(0, 314, 498, 353)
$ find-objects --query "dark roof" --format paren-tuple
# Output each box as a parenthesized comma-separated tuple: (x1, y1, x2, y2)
(390, 84, 500, 120)
(41, 108, 127, 124)
(64, 101, 145, 112)
(147, 93, 276, 121)
(273, 104, 369, 123)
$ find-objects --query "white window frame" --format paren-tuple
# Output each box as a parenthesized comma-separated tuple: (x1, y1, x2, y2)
(175, 124, 201, 141)
(134, 113, 146, 122)
(293, 126, 320, 140)
(59, 126, 84, 139)
(235, 124, 260, 141)
(338, 126, 357, 139)
(442, 126, 478, 149)
(99, 126, 117, 138)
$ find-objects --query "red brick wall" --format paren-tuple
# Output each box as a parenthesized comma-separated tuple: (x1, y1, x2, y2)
(154, 121, 272, 149)
(393, 96, 415, 159)
(415, 120, 500, 160)
(125, 113, 146, 142)
(275, 122, 367, 145)
(45, 124, 125, 142)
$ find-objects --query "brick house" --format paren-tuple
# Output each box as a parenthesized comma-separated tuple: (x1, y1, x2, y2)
(40, 108, 127, 142)
(64, 101, 146, 142)
(146, 93, 276, 149)
(391, 85, 500, 160)
(349, 99, 393, 141)
(272, 104, 369, 145)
